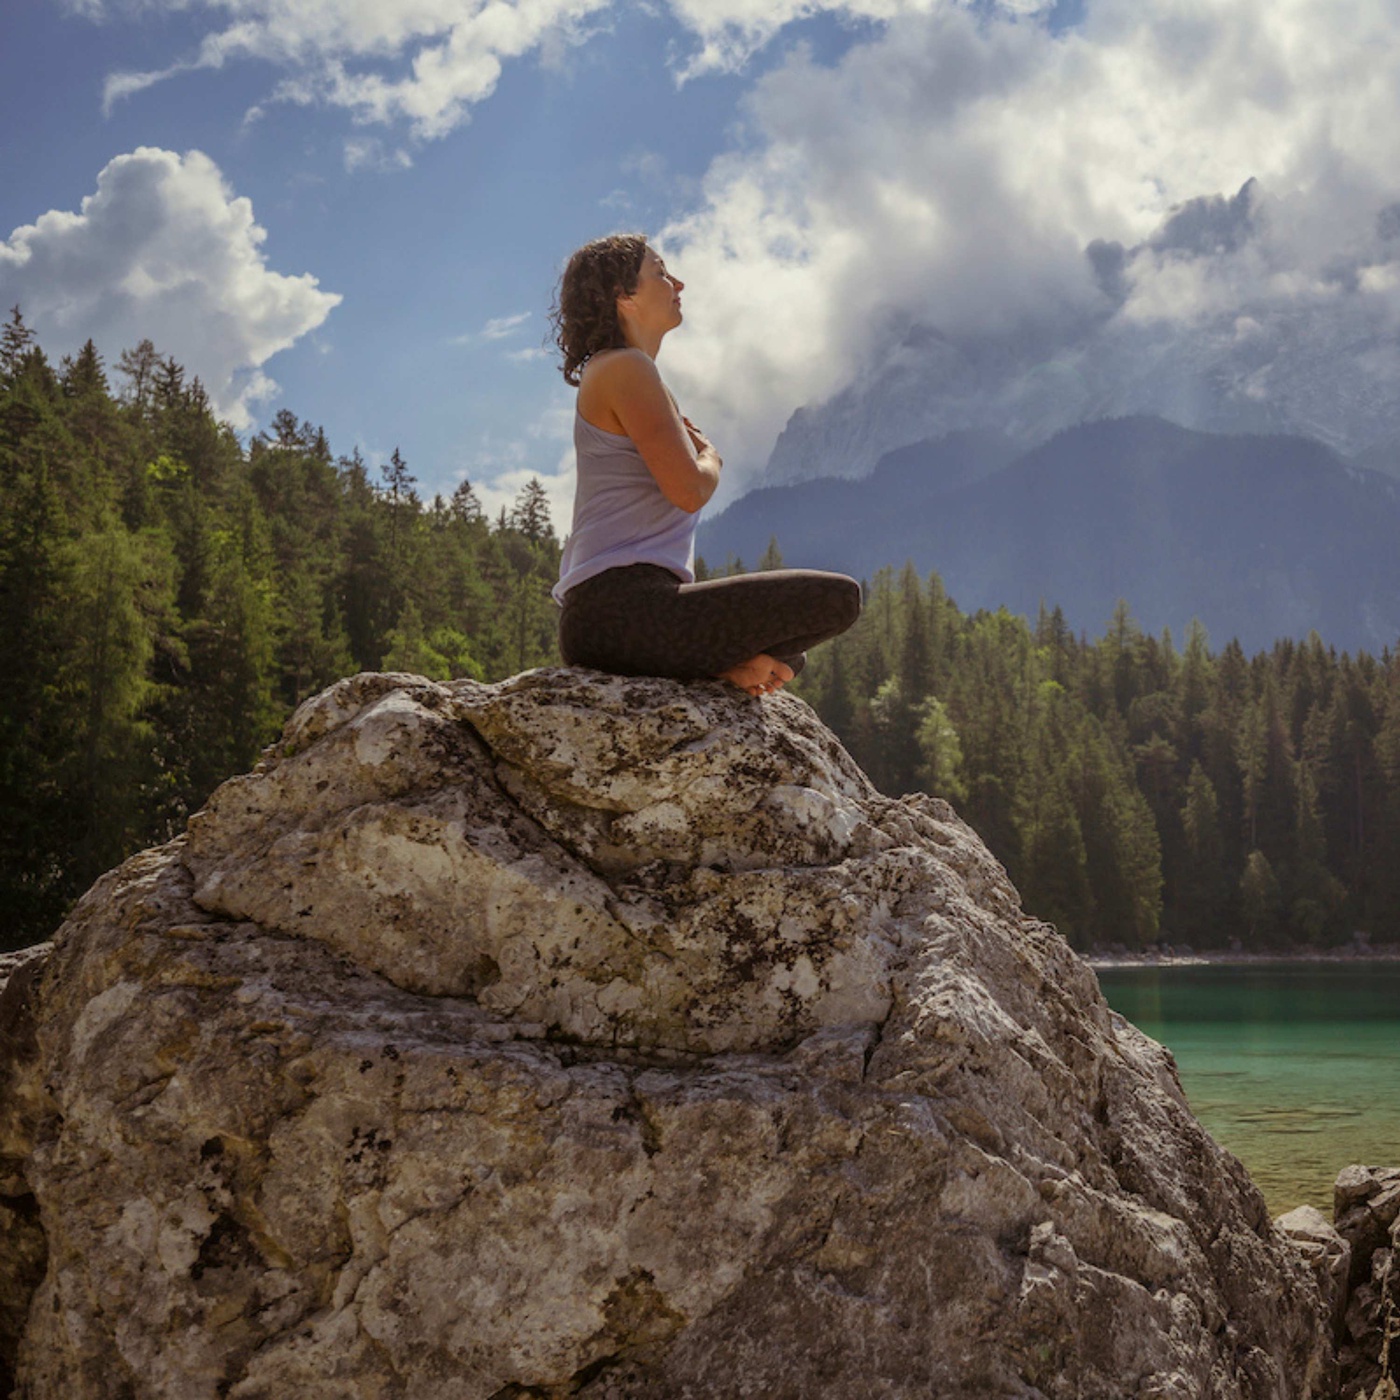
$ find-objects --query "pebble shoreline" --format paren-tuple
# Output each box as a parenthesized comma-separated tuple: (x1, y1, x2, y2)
(1088, 947, 1400, 968)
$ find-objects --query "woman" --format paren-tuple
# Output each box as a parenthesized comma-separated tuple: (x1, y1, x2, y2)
(550, 233, 861, 697)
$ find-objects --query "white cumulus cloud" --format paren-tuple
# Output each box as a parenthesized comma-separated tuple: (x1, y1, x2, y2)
(91, 0, 1053, 140)
(0, 147, 340, 427)
(100, 0, 614, 140)
(654, 0, 1400, 486)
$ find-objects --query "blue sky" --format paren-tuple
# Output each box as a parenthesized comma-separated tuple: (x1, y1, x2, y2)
(4, 0, 1400, 523)
(1, 0, 768, 518)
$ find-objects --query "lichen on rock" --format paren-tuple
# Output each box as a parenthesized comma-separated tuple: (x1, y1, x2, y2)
(0, 668, 1336, 1397)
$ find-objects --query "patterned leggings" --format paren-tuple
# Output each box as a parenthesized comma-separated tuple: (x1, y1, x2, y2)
(558, 563, 862, 681)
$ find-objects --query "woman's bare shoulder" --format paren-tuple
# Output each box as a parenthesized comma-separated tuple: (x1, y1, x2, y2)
(579, 349, 668, 432)
(581, 346, 657, 388)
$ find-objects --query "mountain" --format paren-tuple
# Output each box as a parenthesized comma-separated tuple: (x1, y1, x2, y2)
(699, 428, 1018, 572)
(762, 182, 1400, 489)
(764, 311, 1400, 489)
(700, 417, 1400, 654)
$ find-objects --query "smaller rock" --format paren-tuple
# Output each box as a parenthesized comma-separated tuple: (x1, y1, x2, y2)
(1337, 1165, 1400, 1216)
(1337, 1169, 1400, 1289)
(1375, 1185, 1400, 1233)
(1276, 1204, 1351, 1338)
(1333, 1167, 1400, 1399)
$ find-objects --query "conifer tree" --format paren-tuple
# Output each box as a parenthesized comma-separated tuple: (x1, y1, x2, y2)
(1371, 662, 1400, 932)
(896, 563, 932, 702)
(0, 306, 36, 385)
(914, 695, 967, 805)
(1239, 850, 1283, 943)
(1287, 763, 1344, 942)
(1020, 764, 1092, 939)
(0, 455, 78, 941)
(62, 521, 176, 883)
(820, 644, 855, 740)
(383, 598, 453, 681)
(450, 479, 485, 525)
(508, 477, 555, 545)
(1175, 762, 1228, 943)
(117, 339, 159, 416)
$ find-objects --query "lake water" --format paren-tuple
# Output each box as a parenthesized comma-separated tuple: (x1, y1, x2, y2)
(1095, 962, 1400, 1218)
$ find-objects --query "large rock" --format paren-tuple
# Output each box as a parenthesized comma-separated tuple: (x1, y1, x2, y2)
(0, 669, 1333, 1398)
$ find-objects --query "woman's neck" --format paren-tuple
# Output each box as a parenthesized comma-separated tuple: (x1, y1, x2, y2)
(620, 322, 663, 360)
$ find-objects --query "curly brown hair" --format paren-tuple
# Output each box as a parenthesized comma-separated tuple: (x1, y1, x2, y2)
(550, 233, 649, 386)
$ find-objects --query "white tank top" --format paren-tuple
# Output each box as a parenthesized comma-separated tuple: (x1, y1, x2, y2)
(552, 409, 698, 604)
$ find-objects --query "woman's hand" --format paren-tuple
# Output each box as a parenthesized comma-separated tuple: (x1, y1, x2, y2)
(682, 416, 718, 461)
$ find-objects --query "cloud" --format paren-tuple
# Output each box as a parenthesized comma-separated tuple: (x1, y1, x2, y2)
(470, 454, 576, 531)
(92, 0, 1050, 142)
(653, 0, 1400, 486)
(343, 137, 414, 172)
(72, 0, 1400, 478)
(0, 147, 340, 428)
(666, 0, 1053, 80)
(449, 312, 545, 353)
(481, 311, 531, 339)
(101, 65, 186, 113)
(101, 0, 615, 140)
(459, 400, 576, 529)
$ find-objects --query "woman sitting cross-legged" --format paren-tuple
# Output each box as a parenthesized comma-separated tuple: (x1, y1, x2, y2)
(549, 233, 861, 698)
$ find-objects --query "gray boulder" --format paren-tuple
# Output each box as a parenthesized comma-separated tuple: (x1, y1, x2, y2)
(0, 669, 1332, 1398)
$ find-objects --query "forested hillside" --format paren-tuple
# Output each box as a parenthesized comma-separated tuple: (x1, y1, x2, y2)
(4, 312, 1399, 954)
(0, 312, 561, 947)
(771, 555, 1400, 953)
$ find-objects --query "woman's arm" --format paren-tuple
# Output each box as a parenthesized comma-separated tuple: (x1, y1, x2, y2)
(584, 350, 721, 513)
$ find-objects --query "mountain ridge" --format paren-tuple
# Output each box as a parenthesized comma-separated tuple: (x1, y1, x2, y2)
(700, 416, 1400, 654)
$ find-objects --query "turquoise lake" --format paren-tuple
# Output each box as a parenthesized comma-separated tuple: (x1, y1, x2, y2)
(1095, 962, 1400, 1218)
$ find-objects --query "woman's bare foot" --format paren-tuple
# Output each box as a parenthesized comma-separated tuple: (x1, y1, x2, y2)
(717, 653, 795, 697)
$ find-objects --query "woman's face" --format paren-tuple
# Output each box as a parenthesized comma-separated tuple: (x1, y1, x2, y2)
(619, 247, 684, 337)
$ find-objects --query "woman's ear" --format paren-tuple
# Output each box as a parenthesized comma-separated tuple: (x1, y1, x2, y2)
(615, 287, 637, 331)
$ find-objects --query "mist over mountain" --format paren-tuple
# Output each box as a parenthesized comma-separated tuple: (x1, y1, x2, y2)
(700, 429, 1019, 571)
(700, 416, 1400, 655)
(762, 182, 1400, 489)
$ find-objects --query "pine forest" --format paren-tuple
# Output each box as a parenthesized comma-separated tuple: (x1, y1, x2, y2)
(4, 311, 1399, 955)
